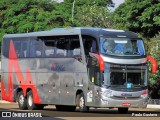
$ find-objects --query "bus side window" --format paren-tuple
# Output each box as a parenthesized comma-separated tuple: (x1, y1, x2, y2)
(13, 41, 21, 58)
(69, 36, 81, 57)
(2, 39, 10, 58)
(56, 37, 69, 57)
(21, 41, 30, 58)
(30, 38, 43, 58)
(44, 41, 55, 57)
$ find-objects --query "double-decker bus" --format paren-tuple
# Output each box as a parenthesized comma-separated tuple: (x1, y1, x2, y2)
(1, 28, 157, 113)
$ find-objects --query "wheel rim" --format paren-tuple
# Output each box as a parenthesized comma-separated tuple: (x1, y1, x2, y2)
(28, 95, 33, 106)
(19, 94, 24, 105)
(79, 96, 84, 109)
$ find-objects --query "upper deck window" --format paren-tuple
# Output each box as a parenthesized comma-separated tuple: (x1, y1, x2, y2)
(100, 37, 145, 56)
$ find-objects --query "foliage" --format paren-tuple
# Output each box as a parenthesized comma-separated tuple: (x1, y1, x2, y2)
(74, 4, 113, 28)
(65, 0, 109, 6)
(70, 0, 113, 28)
(148, 77, 160, 99)
(113, 0, 160, 39)
(145, 35, 160, 85)
(0, 0, 113, 44)
(0, 0, 70, 42)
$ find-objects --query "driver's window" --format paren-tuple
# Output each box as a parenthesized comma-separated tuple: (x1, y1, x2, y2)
(82, 35, 98, 55)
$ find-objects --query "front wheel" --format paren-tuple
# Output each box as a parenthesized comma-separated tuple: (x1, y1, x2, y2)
(76, 93, 89, 112)
(118, 107, 128, 114)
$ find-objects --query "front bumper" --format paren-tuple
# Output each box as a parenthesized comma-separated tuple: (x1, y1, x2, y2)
(95, 97, 148, 108)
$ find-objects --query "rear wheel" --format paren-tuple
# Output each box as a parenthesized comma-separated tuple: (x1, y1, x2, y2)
(118, 107, 128, 114)
(17, 91, 27, 110)
(27, 91, 37, 110)
(76, 93, 89, 112)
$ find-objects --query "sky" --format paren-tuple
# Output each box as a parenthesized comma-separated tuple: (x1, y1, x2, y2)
(54, 0, 125, 12)
(108, 0, 125, 12)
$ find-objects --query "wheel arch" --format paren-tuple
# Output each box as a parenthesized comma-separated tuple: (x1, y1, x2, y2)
(26, 88, 32, 94)
(75, 89, 83, 105)
(14, 87, 23, 102)
(15, 87, 32, 99)
(76, 89, 83, 96)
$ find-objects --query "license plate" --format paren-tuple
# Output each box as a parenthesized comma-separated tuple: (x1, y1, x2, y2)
(122, 102, 131, 106)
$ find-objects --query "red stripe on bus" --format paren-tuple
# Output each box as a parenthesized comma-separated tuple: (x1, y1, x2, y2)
(1, 40, 41, 104)
(1, 76, 13, 102)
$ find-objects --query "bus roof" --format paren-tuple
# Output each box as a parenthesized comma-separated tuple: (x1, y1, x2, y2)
(3, 27, 139, 38)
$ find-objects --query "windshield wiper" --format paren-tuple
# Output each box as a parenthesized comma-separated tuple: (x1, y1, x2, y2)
(124, 51, 133, 54)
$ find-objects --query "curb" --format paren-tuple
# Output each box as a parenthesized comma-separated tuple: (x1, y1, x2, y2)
(0, 100, 11, 103)
(147, 104, 160, 109)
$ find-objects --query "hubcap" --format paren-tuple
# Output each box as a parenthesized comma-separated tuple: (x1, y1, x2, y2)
(28, 96, 33, 106)
(79, 96, 84, 109)
(19, 95, 24, 105)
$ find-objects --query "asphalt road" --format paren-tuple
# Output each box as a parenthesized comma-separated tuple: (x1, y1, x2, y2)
(0, 103, 160, 120)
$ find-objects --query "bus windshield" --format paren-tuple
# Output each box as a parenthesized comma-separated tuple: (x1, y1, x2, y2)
(100, 37, 145, 56)
(103, 64, 147, 88)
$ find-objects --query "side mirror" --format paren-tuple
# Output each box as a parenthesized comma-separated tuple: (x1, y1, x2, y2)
(147, 56, 158, 74)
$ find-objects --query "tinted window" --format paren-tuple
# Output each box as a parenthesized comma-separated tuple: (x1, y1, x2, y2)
(100, 37, 145, 56)
(82, 35, 98, 55)
(2, 39, 11, 58)
(2, 38, 30, 58)
(40, 35, 80, 58)
(56, 37, 69, 57)
(13, 40, 22, 58)
(21, 41, 30, 58)
(30, 38, 43, 57)
(38, 36, 56, 58)
(69, 36, 81, 57)
(44, 41, 56, 57)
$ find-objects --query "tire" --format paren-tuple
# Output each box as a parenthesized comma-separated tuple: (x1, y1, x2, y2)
(27, 91, 37, 110)
(76, 93, 89, 112)
(17, 91, 27, 110)
(118, 107, 128, 114)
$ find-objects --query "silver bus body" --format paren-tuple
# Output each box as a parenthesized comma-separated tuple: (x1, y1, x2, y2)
(1, 28, 148, 112)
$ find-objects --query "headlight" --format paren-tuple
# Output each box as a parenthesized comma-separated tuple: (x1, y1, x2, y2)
(141, 90, 148, 98)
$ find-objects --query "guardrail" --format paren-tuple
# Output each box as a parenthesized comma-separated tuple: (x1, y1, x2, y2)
(148, 99, 160, 105)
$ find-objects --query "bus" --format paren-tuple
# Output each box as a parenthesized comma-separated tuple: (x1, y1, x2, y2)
(1, 28, 157, 113)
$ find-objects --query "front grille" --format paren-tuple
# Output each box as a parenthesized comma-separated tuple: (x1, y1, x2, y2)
(110, 96, 141, 100)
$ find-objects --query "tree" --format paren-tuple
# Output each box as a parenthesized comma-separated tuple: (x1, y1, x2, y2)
(70, 0, 114, 28)
(0, 0, 67, 43)
(113, 0, 160, 38)
(74, 4, 113, 28)
(146, 35, 160, 85)
(0, 0, 114, 45)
